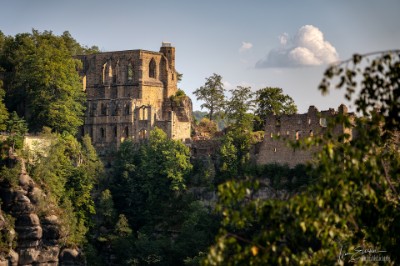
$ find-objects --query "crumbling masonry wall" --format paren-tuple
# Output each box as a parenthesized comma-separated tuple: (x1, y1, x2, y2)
(76, 43, 191, 154)
(255, 104, 354, 167)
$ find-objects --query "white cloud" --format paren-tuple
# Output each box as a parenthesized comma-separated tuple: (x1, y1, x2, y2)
(256, 25, 339, 68)
(279, 32, 289, 46)
(239, 41, 253, 52)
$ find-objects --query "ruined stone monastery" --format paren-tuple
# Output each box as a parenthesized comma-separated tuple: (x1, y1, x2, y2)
(76, 42, 192, 153)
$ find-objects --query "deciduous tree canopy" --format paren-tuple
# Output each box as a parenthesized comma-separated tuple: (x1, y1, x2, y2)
(0, 30, 92, 134)
(194, 73, 226, 121)
(254, 87, 297, 131)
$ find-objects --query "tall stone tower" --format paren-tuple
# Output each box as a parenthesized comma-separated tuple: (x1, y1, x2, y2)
(76, 43, 192, 154)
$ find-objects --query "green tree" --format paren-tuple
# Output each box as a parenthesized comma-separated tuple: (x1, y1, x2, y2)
(177, 71, 183, 83)
(204, 51, 400, 265)
(218, 86, 254, 181)
(194, 73, 225, 121)
(6, 111, 27, 150)
(97, 189, 116, 227)
(107, 128, 221, 265)
(111, 128, 192, 228)
(0, 31, 5, 51)
(114, 214, 133, 237)
(0, 30, 87, 134)
(225, 86, 254, 130)
(254, 87, 297, 131)
(61, 31, 100, 55)
(0, 80, 9, 131)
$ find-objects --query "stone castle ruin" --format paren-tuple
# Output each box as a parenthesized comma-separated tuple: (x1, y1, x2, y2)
(76, 42, 192, 153)
(255, 104, 355, 167)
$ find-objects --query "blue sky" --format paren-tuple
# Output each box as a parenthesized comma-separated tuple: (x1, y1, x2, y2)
(1, 0, 400, 112)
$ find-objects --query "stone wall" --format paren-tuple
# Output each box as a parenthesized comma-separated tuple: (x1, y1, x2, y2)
(190, 139, 221, 159)
(76, 43, 192, 153)
(256, 104, 355, 167)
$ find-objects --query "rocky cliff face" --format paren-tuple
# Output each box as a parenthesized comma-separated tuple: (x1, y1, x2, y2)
(0, 161, 83, 266)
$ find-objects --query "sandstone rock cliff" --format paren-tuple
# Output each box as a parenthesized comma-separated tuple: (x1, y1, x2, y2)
(0, 160, 83, 265)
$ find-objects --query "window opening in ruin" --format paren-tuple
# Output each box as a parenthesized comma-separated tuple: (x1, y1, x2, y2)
(270, 132, 273, 138)
(91, 103, 97, 116)
(297, 119, 301, 125)
(114, 126, 117, 137)
(108, 65, 113, 80)
(308, 118, 311, 125)
(102, 62, 112, 84)
(100, 128, 105, 139)
(320, 117, 327, 127)
(114, 60, 120, 84)
(139, 107, 148, 120)
(124, 103, 130, 115)
(139, 129, 146, 139)
(149, 58, 156, 78)
(286, 130, 290, 136)
(275, 118, 281, 127)
(110, 102, 116, 116)
(310, 130, 313, 137)
(101, 103, 107, 116)
(102, 63, 107, 84)
(274, 147, 277, 153)
(125, 126, 129, 138)
(127, 62, 133, 81)
(277, 132, 280, 137)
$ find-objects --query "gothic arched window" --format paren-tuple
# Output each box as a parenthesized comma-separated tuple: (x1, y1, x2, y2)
(125, 126, 129, 138)
(127, 62, 133, 81)
(124, 103, 130, 115)
(149, 58, 156, 78)
(113, 60, 119, 84)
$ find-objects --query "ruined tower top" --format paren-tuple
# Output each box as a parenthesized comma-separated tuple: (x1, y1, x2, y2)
(159, 42, 175, 71)
(161, 42, 172, 47)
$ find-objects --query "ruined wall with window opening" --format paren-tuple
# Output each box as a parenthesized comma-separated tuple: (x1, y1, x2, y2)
(255, 104, 355, 167)
(76, 43, 192, 154)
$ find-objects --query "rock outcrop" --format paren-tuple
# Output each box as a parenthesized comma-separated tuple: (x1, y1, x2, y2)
(0, 161, 83, 265)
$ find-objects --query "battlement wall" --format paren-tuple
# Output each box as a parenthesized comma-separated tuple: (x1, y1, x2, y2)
(255, 104, 355, 167)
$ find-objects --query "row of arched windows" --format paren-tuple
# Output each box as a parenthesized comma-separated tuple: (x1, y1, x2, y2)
(90, 102, 131, 116)
(99, 126, 129, 140)
(102, 58, 157, 85)
(97, 127, 147, 141)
